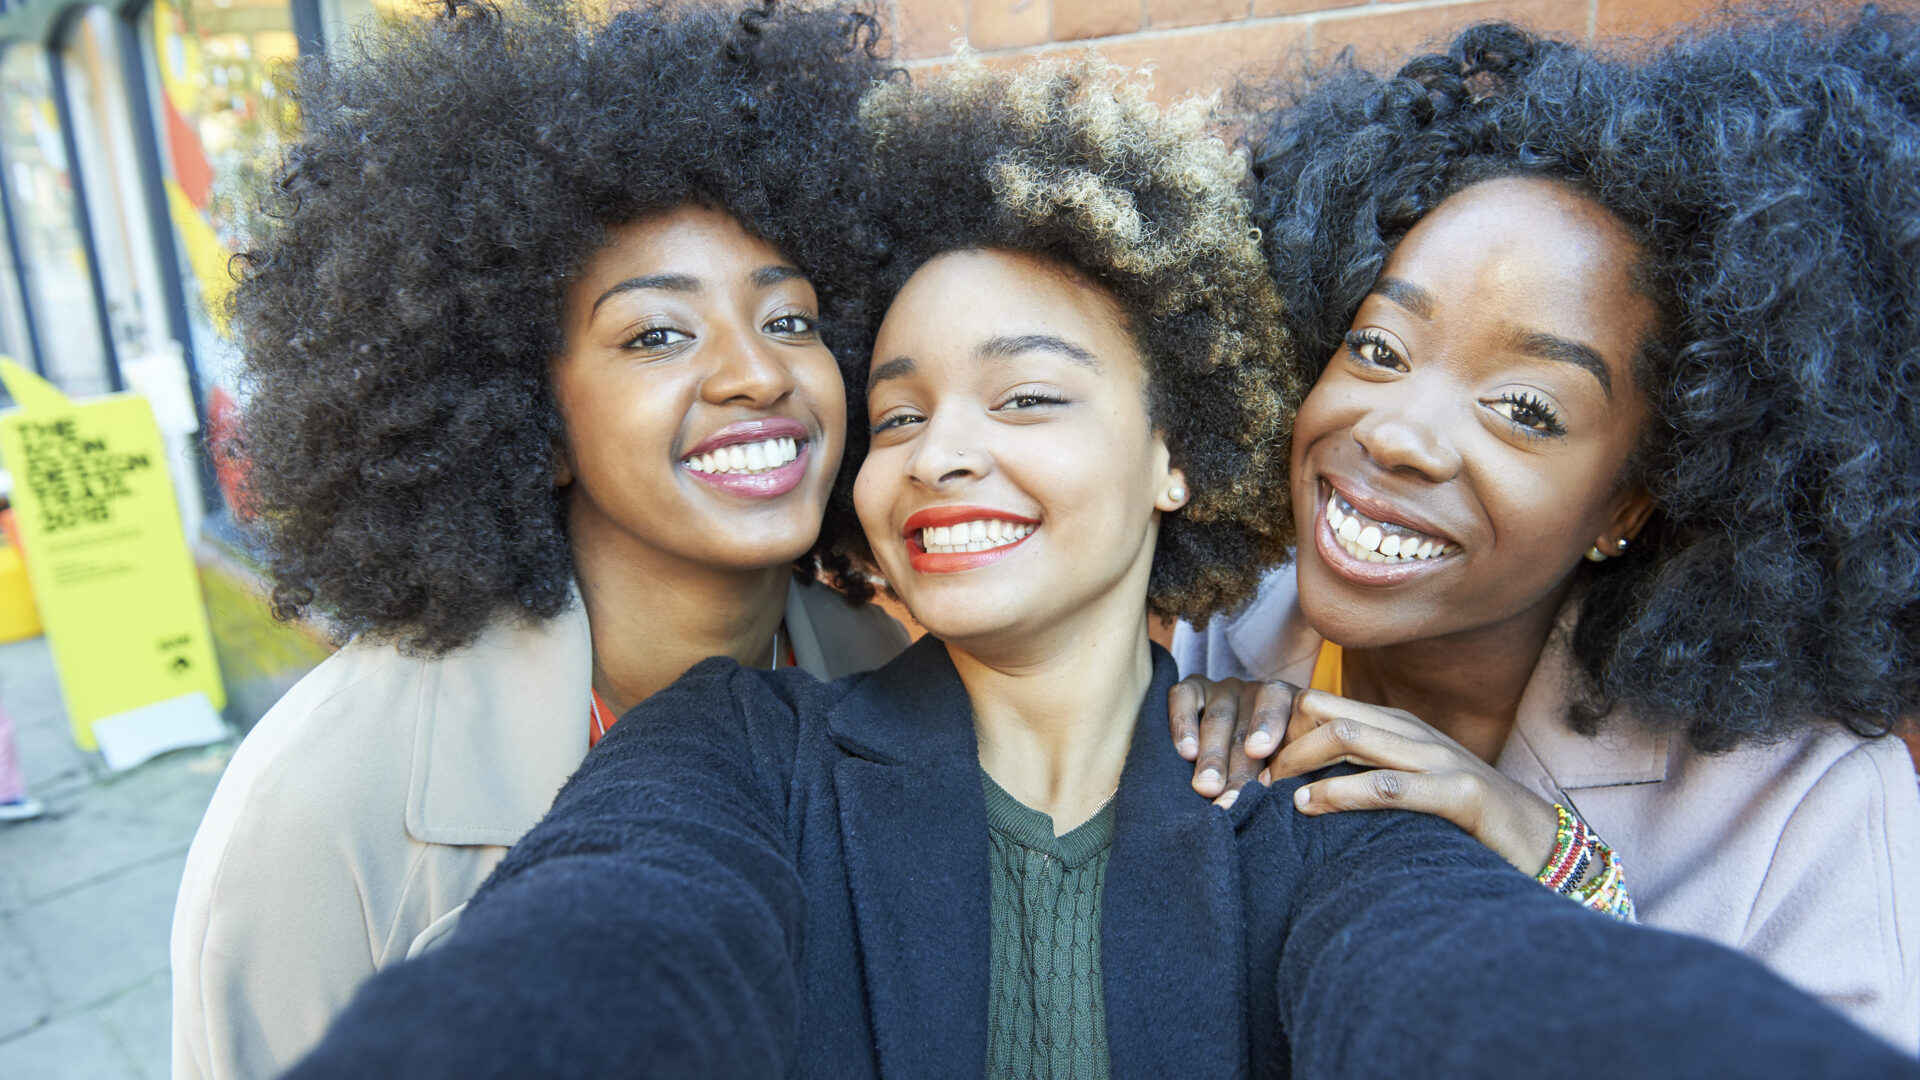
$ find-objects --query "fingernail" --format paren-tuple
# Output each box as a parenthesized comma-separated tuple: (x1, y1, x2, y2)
(1293, 786, 1311, 810)
(1200, 768, 1221, 787)
(1216, 789, 1239, 810)
(1179, 736, 1197, 755)
(1246, 732, 1272, 756)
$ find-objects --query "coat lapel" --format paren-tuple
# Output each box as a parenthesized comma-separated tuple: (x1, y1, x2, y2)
(1101, 648, 1248, 1080)
(829, 638, 991, 1080)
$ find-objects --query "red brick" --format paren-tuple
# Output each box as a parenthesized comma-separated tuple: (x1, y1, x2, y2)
(1309, 0, 1589, 66)
(1055, 0, 1142, 40)
(1091, 19, 1310, 102)
(972, 0, 1050, 49)
(1594, 0, 1727, 42)
(1252, 0, 1354, 18)
(1145, 0, 1248, 31)
(895, 0, 968, 59)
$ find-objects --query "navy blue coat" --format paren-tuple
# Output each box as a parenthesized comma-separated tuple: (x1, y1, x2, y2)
(286, 638, 1918, 1079)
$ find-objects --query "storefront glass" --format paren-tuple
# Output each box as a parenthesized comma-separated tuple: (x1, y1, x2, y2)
(0, 205, 33, 375)
(0, 42, 114, 397)
(61, 6, 172, 371)
(139, 0, 298, 397)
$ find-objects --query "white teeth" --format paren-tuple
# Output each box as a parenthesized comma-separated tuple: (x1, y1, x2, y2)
(684, 436, 802, 476)
(917, 518, 1036, 555)
(1325, 489, 1456, 565)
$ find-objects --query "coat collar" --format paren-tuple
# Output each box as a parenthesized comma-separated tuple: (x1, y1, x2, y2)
(404, 577, 899, 848)
(404, 598, 594, 847)
(1219, 564, 1670, 794)
(826, 638, 1246, 1080)
(1497, 622, 1670, 794)
(1221, 564, 1321, 687)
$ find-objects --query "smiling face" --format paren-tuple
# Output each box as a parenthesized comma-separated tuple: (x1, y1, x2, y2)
(551, 205, 846, 574)
(855, 249, 1187, 649)
(1290, 176, 1657, 650)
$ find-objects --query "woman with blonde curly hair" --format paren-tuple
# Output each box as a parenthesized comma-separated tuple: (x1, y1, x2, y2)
(281, 55, 1910, 1080)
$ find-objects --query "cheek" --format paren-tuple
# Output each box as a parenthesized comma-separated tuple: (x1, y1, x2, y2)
(1478, 453, 1619, 558)
(554, 366, 688, 480)
(797, 349, 849, 452)
(852, 447, 899, 550)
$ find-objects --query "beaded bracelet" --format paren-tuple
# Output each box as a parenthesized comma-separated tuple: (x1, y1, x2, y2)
(1571, 843, 1637, 922)
(1534, 803, 1636, 922)
(1535, 804, 1591, 895)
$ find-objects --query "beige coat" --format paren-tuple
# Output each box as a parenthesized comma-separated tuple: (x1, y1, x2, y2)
(1173, 566, 1920, 1052)
(170, 579, 909, 1080)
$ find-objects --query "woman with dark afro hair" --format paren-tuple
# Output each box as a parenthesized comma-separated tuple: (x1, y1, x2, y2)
(1172, 4, 1920, 1049)
(170, 2, 909, 1076)
(279, 53, 1917, 1080)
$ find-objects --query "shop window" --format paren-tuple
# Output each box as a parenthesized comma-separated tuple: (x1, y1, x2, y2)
(60, 6, 173, 370)
(139, 0, 297, 397)
(0, 41, 114, 397)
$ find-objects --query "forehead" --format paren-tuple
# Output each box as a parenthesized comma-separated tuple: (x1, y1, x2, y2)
(577, 205, 792, 286)
(872, 249, 1137, 365)
(1384, 177, 1646, 326)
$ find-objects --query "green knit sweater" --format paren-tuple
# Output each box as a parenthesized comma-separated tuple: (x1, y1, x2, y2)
(982, 771, 1116, 1080)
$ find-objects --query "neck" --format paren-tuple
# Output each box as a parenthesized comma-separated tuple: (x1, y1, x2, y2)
(571, 505, 791, 717)
(1339, 586, 1567, 763)
(952, 587, 1153, 835)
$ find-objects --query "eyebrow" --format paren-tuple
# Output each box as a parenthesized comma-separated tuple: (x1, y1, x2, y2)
(1370, 277, 1434, 320)
(868, 356, 915, 385)
(590, 264, 808, 314)
(975, 333, 1102, 370)
(1509, 329, 1614, 398)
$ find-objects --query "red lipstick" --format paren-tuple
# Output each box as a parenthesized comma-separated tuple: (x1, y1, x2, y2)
(901, 504, 1041, 575)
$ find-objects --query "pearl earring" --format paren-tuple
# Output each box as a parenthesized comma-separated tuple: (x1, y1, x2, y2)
(1585, 545, 1608, 562)
(1167, 483, 1187, 504)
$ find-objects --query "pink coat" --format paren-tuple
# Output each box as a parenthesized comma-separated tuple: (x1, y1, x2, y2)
(1173, 566, 1920, 1052)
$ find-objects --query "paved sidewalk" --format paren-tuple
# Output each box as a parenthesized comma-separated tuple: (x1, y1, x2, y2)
(0, 635, 232, 1080)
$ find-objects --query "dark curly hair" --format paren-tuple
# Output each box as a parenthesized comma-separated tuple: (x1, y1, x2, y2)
(852, 57, 1302, 624)
(1240, 6, 1920, 750)
(231, 0, 890, 654)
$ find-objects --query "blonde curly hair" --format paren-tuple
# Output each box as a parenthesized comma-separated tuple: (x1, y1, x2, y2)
(854, 54, 1303, 623)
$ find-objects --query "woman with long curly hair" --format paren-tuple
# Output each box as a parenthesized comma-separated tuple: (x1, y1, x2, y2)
(1172, 6, 1920, 1048)
(170, 2, 907, 1076)
(275, 54, 1915, 1080)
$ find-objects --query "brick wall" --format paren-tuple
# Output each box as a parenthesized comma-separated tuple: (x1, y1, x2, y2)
(889, 0, 1729, 101)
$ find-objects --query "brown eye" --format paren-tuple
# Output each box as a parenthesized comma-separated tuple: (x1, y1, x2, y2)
(1343, 329, 1407, 371)
(1490, 392, 1568, 438)
(628, 326, 691, 349)
(766, 314, 816, 336)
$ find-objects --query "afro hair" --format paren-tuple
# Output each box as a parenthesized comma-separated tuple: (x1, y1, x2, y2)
(1239, 5, 1920, 750)
(231, 0, 891, 654)
(853, 56, 1303, 624)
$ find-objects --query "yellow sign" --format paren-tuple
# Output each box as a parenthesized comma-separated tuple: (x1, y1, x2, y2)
(0, 361, 223, 750)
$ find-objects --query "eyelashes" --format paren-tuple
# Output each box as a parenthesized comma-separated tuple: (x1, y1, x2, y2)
(1344, 328, 1404, 370)
(1492, 391, 1567, 438)
(1344, 328, 1570, 440)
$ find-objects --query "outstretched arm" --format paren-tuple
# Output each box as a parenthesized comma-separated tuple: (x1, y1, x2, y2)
(284, 660, 812, 1080)
(1275, 803, 1918, 1078)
